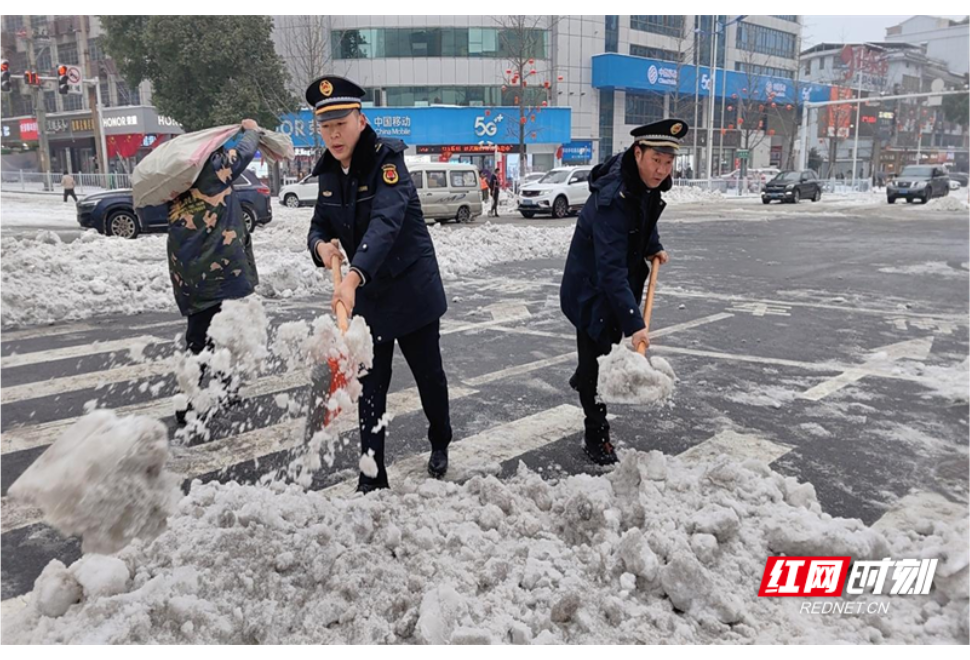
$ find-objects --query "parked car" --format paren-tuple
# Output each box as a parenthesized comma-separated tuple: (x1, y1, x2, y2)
(761, 170, 822, 204)
(279, 174, 319, 208)
(518, 166, 593, 219)
(945, 171, 968, 188)
(77, 170, 272, 239)
(886, 165, 950, 204)
(408, 162, 483, 223)
(516, 172, 546, 191)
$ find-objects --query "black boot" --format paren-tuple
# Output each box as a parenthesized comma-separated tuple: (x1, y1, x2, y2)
(175, 402, 194, 425)
(583, 425, 618, 466)
(356, 469, 389, 494)
(428, 448, 449, 479)
(569, 369, 580, 391)
(584, 439, 618, 466)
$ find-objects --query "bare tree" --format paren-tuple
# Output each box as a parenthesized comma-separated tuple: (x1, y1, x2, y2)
(494, 15, 559, 176)
(725, 50, 789, 175)
(275, 15, 333, 153)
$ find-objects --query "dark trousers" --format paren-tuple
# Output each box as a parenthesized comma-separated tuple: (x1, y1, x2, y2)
(182, 303, 239, 404)
(185, 303, 222, 355)
(359, 320, 452, 485)
(63, 188, 77, 202)
(572, 328, 621, 442)
(490, 191, 499, 216)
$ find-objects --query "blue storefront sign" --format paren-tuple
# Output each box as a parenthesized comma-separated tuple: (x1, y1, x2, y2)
(277, 106, 571, 150)
(592, 53, 833, 105)
(561, 140, 593, 164)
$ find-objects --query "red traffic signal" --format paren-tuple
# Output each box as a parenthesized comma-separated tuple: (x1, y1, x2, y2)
(23, 70, 40, 86)
(57, 64, 70, 94)
(1, 60, 10, 93)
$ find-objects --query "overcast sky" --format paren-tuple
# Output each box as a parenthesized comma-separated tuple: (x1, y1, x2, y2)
(800, 15, 968, 48)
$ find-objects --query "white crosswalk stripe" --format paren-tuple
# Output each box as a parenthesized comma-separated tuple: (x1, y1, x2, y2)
(1, 335, 171, 369)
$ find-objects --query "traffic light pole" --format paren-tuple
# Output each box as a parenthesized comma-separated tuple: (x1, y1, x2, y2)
(92, 78, 108, 177)
(23, 15, 52, 187)
(79, 17, 107, 176)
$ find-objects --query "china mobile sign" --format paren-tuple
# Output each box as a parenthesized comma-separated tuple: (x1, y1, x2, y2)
(647, 64, 678, 87)
(759, 557, 938, 597)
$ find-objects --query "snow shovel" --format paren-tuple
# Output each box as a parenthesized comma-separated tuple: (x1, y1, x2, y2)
(305, 256, 351, 440)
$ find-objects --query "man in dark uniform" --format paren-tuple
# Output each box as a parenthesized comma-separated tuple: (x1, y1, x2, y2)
(560, 118, 687, 465)
(305, 76, 452, 493)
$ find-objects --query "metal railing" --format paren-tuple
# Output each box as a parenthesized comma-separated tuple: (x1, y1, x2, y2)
(670, 177, 873, 195)
(1, 170, 132, 194)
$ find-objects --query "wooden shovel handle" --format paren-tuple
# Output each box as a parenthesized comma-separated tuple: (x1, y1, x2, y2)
(330, 257, 350, 334)
(637, 258, 661, 356)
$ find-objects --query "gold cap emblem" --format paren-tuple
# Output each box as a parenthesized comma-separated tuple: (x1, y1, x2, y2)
(671, 123, 683, 136)
(320, 79, 334, 97)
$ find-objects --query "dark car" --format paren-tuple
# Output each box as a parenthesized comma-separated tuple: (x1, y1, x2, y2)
(761, 170, 822, 204)
(886, 165, 950, 204)
(77, 170, 272, 239)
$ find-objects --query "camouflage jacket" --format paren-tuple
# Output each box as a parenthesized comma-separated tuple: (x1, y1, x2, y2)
(166, 129, 260, 317)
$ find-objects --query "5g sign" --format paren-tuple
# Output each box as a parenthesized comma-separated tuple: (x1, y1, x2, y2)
(474, 113, 504, 138)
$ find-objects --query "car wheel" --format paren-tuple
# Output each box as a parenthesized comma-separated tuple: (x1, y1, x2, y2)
(906, 197, 913, 203)
(762, 198, 771, 204)
(520, 211, 536, 219)
(242, 207, 256, 233)
(284, 194, 300, 208)
(813, 187, 821, 202)
(887, 196, 896, 204)
(456, 206, 471, 223)
(921, 194, 929, 204)
(553, 196, 569, 219)
(791, 189, 800, 204)
(106, 210, 140, 239)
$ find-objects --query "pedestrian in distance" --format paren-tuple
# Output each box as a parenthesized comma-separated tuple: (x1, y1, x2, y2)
(61, 171, 77, 203)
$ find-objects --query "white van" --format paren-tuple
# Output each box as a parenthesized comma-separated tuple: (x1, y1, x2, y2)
(407, 162, 484, 223)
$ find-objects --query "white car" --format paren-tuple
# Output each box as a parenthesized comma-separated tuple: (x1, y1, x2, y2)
(518, 172, 546, 189)
(518, 167, 593, 219)
(279, 175, 319, 208)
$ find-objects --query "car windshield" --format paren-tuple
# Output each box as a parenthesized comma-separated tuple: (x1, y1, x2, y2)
(772, 172, 801, 182)
(901, 166, 934, 177)
(539, 170, 571, 184)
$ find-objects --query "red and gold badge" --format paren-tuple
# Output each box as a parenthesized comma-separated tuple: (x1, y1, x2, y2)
(320, 79, 334, 97)
(382, 164, 399, 185)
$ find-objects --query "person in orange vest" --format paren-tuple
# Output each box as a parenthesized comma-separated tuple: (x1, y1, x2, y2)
(480, 172, 490, 203)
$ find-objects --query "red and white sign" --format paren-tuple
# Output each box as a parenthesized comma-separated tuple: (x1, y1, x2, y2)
(66, 65, 81, 84)
(19, 119, 38, 141)
(758, 557, 851, 597)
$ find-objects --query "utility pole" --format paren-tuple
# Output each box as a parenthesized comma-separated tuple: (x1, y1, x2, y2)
(705, 16, 718, 188)
(79, 16, 107, 175)
(23, 15, 51, 187)
(850, 50, 863, 189)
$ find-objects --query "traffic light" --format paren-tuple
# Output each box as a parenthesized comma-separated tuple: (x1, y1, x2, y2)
(57, 64, 69, 95)
(1, 60, 10, 93)
(23, 70, 40, 86)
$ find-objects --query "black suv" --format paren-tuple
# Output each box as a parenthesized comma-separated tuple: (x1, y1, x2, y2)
(887, 165, 950, 204)
(762, 170, 822, 204)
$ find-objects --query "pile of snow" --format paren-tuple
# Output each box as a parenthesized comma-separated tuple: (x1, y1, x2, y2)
(0, 229, 173, 328)
(4, 451, 967, 643)
(7, 410, 181, 555)
(877, 262, 964, 278)
(0, 209, 578, 328)
(665, 186, 725, 205)
(920, 357, 970, 404)
(597, 344, 676, 405)
(429, 222, 574, 280)
(924, 196, 970, 213)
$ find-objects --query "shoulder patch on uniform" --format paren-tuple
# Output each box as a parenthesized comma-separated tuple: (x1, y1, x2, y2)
(382, 164, 399, 185)
(322, 190, 333, 197)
